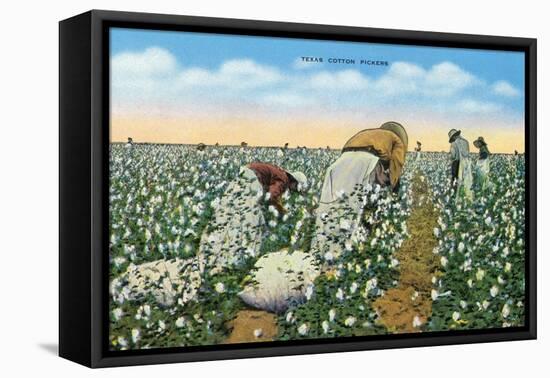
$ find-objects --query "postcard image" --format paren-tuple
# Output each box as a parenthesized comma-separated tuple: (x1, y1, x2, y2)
(108, 28, 526, 350)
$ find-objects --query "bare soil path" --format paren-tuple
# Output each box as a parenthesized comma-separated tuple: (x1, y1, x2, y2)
(224, 310, 278, 344)
(373, 173, 440, 333)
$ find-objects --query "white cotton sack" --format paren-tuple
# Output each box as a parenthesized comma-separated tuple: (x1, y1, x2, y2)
(111, 258, 202, 307)
(238, 249, 320, 314)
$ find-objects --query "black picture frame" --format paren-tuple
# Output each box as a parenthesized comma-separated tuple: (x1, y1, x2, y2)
(59, 9, 537, 368)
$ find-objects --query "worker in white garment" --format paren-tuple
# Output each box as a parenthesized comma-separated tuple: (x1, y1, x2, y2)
(311, 121, 408, 265)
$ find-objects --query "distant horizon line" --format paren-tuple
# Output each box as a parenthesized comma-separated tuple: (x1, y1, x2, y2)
(111, 141, 523, 154)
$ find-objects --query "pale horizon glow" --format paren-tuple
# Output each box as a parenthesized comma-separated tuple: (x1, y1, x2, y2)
(110, 28, 526, 154)
(111, 114, 525, 153)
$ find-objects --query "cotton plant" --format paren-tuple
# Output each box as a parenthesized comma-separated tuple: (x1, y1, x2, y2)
(277, 176, 413, 340)
(109, 144, 338, 349)
(417, 152, 526, 330)
(109, 145, 525, 349)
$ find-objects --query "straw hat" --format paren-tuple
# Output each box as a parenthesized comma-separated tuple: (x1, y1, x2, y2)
(289, 171, 308, 192)
(473, 136, 487, 148)
(448, 129, 461, 143)
(380, 121, 408, 149)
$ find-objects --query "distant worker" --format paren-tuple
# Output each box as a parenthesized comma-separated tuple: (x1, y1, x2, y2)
(448, 129, 473, 201)
(473, 136, 491, 189)
(126, 137, 133, 147)
(197, 142, 206, 151)
(199, 162, 307, 268)
(311, 121, 408, 263)
(414, 141, 422, 161)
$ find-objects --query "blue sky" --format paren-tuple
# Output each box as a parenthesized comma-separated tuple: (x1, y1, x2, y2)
(111, 28, 524, 88)
(109, 27, 525, 151)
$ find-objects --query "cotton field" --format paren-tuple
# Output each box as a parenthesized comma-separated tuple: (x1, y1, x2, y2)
(109, 143, 525, 350)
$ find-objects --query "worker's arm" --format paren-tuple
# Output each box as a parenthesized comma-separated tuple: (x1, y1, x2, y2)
(389, 137, 406, 190)
(450, 142, 459, 161)
(269, 180, 287, 214)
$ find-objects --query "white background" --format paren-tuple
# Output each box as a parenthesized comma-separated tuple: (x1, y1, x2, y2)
(0, 0, 546, 376)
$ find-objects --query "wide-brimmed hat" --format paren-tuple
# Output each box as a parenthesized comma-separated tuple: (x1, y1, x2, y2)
(380, 121, 408, 149)
(289, 171, 308, 192)
(448, 129, 461, 143)
(473, 136, 487, 148)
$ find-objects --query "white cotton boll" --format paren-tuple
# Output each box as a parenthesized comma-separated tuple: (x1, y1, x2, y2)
(175, 317, 186, 328)
(253, 328, 263, 338)
(431, 289, 439, 301)
(322, 320, 330, 334)
(131, 328, 140, 344)
(158, 320, 166, 331)
(344, 316, 356, 327)
(297, 323, 309, 335)
(329, 309, 336, 322)
(117, 336, 128, 348)
(476, 269, 485, 281)
(305, 285, 314, 301)
(238, 250, 320, 313)
(214, 282, 225, 293)
(502, 304, 510, 318)
(412, 315, 423, 328)
(286, 311, 294, 323)
(440, 256, 448, 267)
(490, 285, 499, 297)
(452, 312, 461, 321)
(345, 240, 353, 251)
(112, 308, 123, 321)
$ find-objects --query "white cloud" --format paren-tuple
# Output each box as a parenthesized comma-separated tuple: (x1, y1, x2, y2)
(374, 61, 479, 97)
(112, 47, 177, 78)
(177, 59, 284, 90)
(111, 47, 518, 119)
(457, 99, 502, 114)
(492, 80, 521, 97)
(307, 69, 369, 91)
(425, 62, 478, 93)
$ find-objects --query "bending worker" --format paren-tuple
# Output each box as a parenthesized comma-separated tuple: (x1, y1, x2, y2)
(320, 121, 407, 202)
(312, 121, 408, 263)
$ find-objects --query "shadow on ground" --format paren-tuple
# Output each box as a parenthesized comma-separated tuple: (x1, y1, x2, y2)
(38, 343, 58, 355)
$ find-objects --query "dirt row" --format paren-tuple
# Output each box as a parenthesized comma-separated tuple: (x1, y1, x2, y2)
(373, 173, 440, 332)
